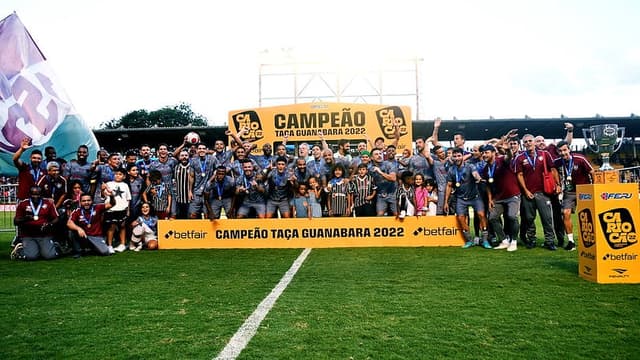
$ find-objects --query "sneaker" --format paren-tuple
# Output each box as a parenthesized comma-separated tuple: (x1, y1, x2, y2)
(495, 239, 510, 250)
(134, 244, 143, 252)
(481, 240, 492, 249)
(543, 242, 557, 251)
(564, 241, 576, 251)
(108, 246, 115, 254)
(129, 243, 137, 251)
(473, 237, 480, 245)
(399, 210, 406, 219)
(462, 241, 474, 249)
(10, 236, 21, 248)
(10, 243, 24, 260)
(507, 241, 518, 252)
(525, 241, 537, 249)
(114, 244, 127, 253)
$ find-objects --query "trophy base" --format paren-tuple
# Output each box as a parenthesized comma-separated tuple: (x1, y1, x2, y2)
(593, 170, 619, 184)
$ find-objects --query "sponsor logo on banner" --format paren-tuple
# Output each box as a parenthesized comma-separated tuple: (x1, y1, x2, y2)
(578, 209, 595, 248)
(413, 227, 459, 237)
(580, 250, 595, 260)
(601, 192, 633, 200)
(602, 253, 639, 261)
(583, 265, 593, 276)
(164, 230, 209, 240)
(375, 106, 408, 139)
(578, 193, 592, 200)
(598, 208, 637, 249)
(609, 268, 630, 279)
(232, 110, 264, 141)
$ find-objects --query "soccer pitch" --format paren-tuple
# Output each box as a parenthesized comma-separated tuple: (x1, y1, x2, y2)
(1, 232, 638, 359)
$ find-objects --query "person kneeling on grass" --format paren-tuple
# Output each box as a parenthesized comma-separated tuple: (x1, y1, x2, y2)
(67, 191, 116, 258)
(129, 202, 158, 251)
(13, 185, 59, 261)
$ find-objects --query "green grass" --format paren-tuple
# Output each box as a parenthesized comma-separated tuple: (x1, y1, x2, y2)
(1, 217, 638, 359)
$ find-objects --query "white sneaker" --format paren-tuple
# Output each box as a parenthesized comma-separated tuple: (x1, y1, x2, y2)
(473, 237, 480, 245)
(507, 241, 518, 252)
(114, 244, 127, 253)
(134, 244, 142, 252)
(108, 246, 115, 254)
(129, 243, 137, 251)
(399, 210, 406, 219)
(495, 239, 510, 250)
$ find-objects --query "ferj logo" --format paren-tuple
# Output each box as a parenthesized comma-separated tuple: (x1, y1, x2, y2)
(578, 209, 595, 248)
(578, 193, 592, 200)
(601, 192, 633, 200)
(232, 111, 264, 141)
(598, 208, 637, 249)
(375, 106, 408, 139)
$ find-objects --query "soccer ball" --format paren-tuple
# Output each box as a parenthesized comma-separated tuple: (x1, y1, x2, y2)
(185, 132, 200, 145)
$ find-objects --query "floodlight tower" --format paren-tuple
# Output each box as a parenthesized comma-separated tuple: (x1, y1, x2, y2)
(258, 48, 423, 121)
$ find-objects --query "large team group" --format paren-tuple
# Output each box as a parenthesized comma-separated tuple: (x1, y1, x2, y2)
(10, 118, 594, 260)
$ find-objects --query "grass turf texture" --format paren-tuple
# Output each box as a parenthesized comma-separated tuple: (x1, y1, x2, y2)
(1, 220, 638, 359)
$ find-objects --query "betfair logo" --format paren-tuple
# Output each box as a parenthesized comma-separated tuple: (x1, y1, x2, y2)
(598, 208, 637, 249)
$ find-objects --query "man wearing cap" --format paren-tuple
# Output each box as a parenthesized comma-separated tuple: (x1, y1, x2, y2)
(481, 144, 521, 251)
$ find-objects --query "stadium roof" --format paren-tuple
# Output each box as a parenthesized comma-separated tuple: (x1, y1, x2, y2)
(93, 115, 639, 152)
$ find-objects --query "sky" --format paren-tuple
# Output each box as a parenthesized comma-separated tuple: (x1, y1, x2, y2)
(3, 0, 640, 129)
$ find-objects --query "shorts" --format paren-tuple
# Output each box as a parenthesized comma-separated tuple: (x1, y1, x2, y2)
(267, 199, 291, 217)
(237, 201, 266, 217)
(561, 192, 577, 211)
(104, 210, 128, 225)
(208, 198, 233, 219)
(455, 196, 485, 216)
(376, 194, 397, 215)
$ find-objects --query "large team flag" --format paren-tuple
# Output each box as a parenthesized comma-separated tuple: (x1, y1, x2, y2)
(0, 12, 99, 176)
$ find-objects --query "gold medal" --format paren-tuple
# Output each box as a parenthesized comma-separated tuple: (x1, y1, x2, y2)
(488, 178, 494, 184)
(87, 224, 92, 229)
(455, 182, 461, 188)
(33, 215, 39, 221)
(567, 176, 572, 182)
(201, 173, 206, 177)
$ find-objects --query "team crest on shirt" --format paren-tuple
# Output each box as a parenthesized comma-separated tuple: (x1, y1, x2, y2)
(522, 159, 529, 165)
(538, 156, 544, 161)
(42, 204, 48, 209)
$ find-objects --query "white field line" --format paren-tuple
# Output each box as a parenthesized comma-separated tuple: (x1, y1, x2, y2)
(214, 248, 312, 360)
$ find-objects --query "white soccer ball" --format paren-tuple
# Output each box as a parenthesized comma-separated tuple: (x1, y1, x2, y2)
(185, 131, 200, 145)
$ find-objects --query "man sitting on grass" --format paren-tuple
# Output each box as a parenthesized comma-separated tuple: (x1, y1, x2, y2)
(66, 191, 116, 258)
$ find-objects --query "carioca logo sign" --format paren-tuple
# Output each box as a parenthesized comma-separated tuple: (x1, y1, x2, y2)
(601, 193, 633, 200)
(598, 208, 637, 249)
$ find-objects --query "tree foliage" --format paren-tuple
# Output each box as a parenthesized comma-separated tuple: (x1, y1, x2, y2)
(100, 103, 208, 129)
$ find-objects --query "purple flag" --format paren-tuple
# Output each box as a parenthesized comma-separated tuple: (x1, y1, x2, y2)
(0, 12, 99, 176)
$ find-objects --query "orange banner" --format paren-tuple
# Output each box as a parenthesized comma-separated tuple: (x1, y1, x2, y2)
(159, 216, 463, 249)
(228, 102, 412, 154)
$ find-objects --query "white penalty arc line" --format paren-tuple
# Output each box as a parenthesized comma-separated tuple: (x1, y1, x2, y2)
(214, 248, 312, 360)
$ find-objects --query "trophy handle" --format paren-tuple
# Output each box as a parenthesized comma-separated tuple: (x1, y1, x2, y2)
(582, 128, 599, 153)
(613, 127, 625, 153)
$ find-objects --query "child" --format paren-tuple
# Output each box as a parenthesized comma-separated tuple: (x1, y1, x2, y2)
(414, 174, 438, 216)
(306, 176, 323, 218)
(396, 170, 416, 219)
(102, 166, 131, 253)
(143, 169, 171, 220)
(129, 202, 158, 250)
(290, 182, 312, 219)
(325, 163, 352, 217)
(351, 163, 377, 217)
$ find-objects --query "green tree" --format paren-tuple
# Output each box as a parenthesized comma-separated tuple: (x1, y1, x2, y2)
(100, 103, 208, 129)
